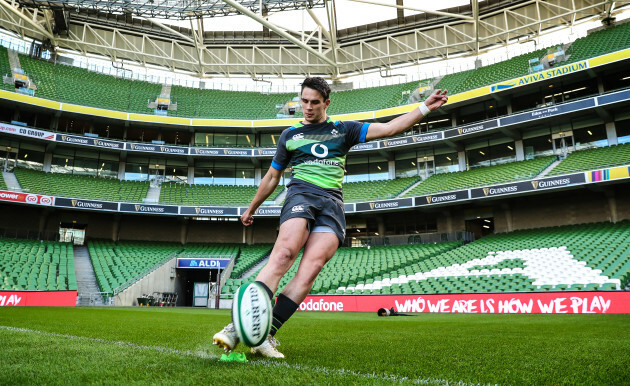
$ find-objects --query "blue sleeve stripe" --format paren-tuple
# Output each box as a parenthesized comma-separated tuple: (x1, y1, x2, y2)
(271, 160, 286, 171)
(359, 122, 370, 143)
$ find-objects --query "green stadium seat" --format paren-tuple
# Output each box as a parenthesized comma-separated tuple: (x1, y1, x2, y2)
(0, 238, 76, 291)
(13, 168, 149, 202)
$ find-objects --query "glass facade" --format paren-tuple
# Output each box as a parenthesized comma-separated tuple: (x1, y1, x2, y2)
(192, 160, 255, 185)
(345, 154, 388, 182)
(435, 150, 459, 174)
(16, 143, 45, 170)
(194, 132, 255, 147)
(617, 119, 630, 144)
(573, 124, 608, 150)
(466, 140, 516, 169)
(260, 133, 283, 148)
(50, 147, 120, 177)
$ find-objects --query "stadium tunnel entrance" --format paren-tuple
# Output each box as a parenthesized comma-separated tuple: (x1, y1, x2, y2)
(59, 222, 87, 245)
(465, 217, 494, 239)
(176, 267, 221, 307)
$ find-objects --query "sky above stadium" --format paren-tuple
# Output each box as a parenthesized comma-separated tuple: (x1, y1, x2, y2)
(154, 0, 475, 32)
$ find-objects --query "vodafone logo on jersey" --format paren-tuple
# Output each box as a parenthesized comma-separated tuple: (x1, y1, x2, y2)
(311, 143, 329, 158)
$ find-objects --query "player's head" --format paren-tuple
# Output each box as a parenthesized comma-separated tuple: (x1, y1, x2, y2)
(300, 77, 331, 124)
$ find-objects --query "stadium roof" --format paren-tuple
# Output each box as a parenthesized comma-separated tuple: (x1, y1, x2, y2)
(15, 0, 327, 20)
(0, 0, 626, 78)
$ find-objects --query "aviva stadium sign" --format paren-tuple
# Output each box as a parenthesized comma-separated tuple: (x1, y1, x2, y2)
(490, 60, 588, 93)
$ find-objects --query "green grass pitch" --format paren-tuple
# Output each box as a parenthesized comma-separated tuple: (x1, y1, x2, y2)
(0, 307, 628, 384)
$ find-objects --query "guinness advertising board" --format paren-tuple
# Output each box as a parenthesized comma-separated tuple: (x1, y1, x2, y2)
(55, 198, 118, 211)
(350, 141, 379, 151)
(412, 132, 443, 143)
(380, 137, 413, 148)
(529, 173, 586, 190)
(219, 148, 253, 157)
(90, 138, 125, 150)
(344, 203, 355, 213)
(500, 98, 595, 126)
(191, 147, 221, 156)
(119, 203, 178, 214)
(186, 148, 254, 157)
(126, 143, 160, 152)
(126, 143, 187, 154)
(254, 206, 283, 216)
(444, 119, 498, 139)
(255, 148, 277, 156)
(180, 206, 238, 216)
(471, 173, 586, 199)
(415, 190, 469, 206)
(56, 134, 90, 146)
(355, 198, 413, 212)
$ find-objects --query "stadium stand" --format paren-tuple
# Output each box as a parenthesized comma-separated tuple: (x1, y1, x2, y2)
(18, 54, 59, 100)
(89, 241, 264, 297)
(217, 221, 630, 298)
(179, 243, 240, 257)
(327, 80, 421, 115)
(2, 21, 629, 120)
(547, 143, 630, 176)
(220, 242, 460, 298)
(170, 86, 297, 119)
(403, 156, 555, 197)
(341, 221, 630, 295)
(159, 183, 284, 206)
(229, 244, 272, 278)
(437, 49, 548, 95)
(343, 177, 420, 202)
(221, 244, 273, 295)
(18, 54, 161, 113)
(87, 240, 183, 296)
(0, 238, 76, 291)
(128, 79, 163, 114)
(13, 168, 149, 202)
(0, 46, 14, 91)
(169, 85, 200, 118)
(565, 21, 630, 64)
(0, 173, 7, 190)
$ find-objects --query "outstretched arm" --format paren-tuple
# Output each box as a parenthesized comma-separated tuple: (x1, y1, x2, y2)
(241, 166, 283, 226)
(364, 90, 448, 141)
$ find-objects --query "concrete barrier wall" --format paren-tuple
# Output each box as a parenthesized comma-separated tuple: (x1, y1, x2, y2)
(114, 257, 177, 306)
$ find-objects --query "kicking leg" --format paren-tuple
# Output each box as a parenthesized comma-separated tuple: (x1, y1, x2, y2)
(251, 231, 339, 358)
(271, 231, 339, 335)
(213, 217, 309, 353)
(255, 217, 311, 293)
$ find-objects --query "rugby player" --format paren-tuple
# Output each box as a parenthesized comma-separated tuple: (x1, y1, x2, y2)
(214, 77, 448, 357)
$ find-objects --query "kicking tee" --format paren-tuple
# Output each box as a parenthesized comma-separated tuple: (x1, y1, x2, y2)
(271, 118, 370, 202)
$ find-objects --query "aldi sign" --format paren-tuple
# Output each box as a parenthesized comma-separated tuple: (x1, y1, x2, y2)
(177, 258, 231, 269)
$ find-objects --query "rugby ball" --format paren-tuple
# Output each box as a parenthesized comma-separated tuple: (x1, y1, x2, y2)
(232, 282, 273, 347)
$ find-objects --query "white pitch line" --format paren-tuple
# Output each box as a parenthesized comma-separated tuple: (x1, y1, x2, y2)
(0, 325, 474, 385)
(0, 325, 219, 359)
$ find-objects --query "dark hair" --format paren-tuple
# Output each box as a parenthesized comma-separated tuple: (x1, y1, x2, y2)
(301, 77, 331, 101)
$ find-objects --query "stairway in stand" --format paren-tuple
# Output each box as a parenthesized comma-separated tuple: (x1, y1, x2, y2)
(74, 245, 105, 306)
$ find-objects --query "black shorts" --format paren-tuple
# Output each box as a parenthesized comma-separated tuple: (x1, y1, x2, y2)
(279, 192, 346, 247)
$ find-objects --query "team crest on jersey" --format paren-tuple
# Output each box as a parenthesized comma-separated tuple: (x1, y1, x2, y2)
(331, 128, 339, 136)
(292, 133, 304, 140)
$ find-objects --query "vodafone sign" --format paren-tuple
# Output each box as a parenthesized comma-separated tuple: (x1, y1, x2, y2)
(0, 291, 77, 306)
(0, 190, 53, 206)
(298, 292, 630, 314)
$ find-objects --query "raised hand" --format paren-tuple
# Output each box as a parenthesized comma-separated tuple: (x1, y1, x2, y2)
(424, 89, 448, 112)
